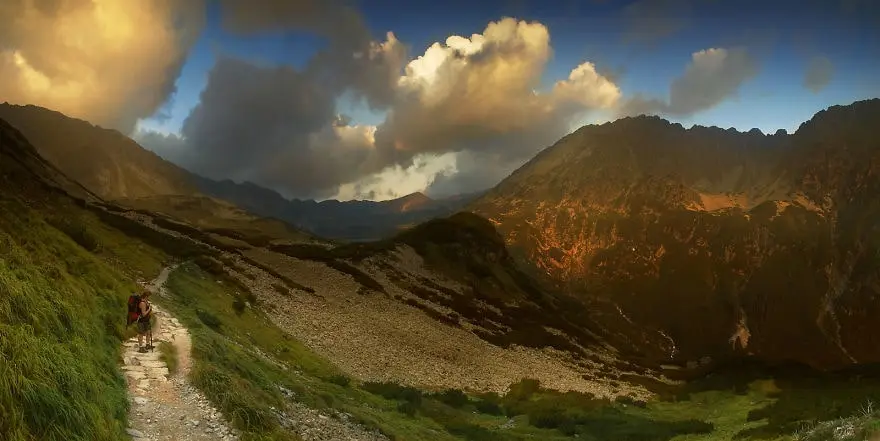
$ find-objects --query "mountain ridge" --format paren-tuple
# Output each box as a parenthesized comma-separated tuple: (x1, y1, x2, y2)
(468, 98, 880, 371)
(0, 103, 479, 242)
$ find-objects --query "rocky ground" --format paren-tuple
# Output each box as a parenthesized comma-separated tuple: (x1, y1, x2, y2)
(271, 388, 390, 441)
(234, 248, 648, 399)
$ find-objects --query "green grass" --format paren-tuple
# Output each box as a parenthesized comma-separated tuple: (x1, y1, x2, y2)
(158, 263, 729, 441)
(158, 341, 179, 376)
(0, 194, 165, 441)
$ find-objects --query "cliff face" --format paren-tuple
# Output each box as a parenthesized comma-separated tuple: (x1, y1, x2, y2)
(468, 99, 880, 370)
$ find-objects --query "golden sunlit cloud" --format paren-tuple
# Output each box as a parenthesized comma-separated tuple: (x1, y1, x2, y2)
(0, 0, 205, 133)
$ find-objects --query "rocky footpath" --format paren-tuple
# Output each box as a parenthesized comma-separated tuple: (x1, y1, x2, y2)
(122, 270, 239, 441)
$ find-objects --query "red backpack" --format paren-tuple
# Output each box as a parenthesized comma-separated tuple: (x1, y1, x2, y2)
(126, 294, 142, 326)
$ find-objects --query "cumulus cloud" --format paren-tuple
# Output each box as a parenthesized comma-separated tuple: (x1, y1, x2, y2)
(148, 16, 621, 200)
(803, 56, 834, 93)
(373, 18, 620, 172)
(0, 0, 205, 133)
(619, 47, 758, 117)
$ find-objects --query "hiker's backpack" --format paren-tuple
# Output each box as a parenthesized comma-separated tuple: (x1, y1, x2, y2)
(127, 294, 142, 326)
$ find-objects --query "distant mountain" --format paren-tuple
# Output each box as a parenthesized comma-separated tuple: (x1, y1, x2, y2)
(0, 103, 480, 242)
(468, 99, 880, 372)
(193, 175, 483, 242)
(0, 103, 198, 199)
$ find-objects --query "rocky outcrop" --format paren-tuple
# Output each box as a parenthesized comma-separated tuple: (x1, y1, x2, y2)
(468, 99, 880, 371)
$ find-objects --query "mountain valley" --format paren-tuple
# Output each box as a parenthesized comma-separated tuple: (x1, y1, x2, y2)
(3, 100, 880, 440)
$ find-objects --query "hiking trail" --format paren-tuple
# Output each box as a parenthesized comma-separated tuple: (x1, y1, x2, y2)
(121, 265, 239, 441)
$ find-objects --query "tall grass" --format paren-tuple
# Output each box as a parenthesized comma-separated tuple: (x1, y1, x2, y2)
(158, 341, 179, 376)
(0, 196, 147, 441)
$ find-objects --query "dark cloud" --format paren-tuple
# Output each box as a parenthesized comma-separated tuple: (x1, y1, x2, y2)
(137, 0, 409, 198)
(619, 47, 758, 117)
(219, 0, 406, 108)
(162, 57, 387, 197)
(218, 0, 368, 42)
(622, 0, 694, 43)
(803, 56, 834, 93)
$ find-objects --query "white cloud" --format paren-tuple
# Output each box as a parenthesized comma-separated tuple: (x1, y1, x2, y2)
(333, 152, 458, 201)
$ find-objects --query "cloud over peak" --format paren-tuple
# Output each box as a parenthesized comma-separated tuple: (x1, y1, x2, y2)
(620, 46, 759, 117)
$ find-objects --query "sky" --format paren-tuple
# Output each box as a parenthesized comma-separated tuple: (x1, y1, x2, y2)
(1, 0, 878, 201)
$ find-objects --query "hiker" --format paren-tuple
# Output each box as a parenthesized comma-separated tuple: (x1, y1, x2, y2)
(136, 290, 153, 353)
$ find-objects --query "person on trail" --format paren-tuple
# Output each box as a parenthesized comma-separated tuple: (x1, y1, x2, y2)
(137, 290, 153, 353)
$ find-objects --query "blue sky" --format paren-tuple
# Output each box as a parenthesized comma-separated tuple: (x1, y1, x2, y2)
(141, 0, 880, 137)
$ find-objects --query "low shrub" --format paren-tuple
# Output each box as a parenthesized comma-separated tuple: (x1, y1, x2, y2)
(196, 309, 223, 332)
(397, 401, 419, 417)
(48, 217, 101, 252)
(232, 297, 247, 315)
(362, 381, 422, 406)
(432, 389, 469, 409)
(327, 375, 351, 388)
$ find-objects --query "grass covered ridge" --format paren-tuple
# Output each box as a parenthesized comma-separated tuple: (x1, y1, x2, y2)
(0, 193, 166, 441)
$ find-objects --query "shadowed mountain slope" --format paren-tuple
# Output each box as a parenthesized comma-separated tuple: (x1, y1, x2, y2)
(468, 98, 880, 371)
(0, 103, 198, 199)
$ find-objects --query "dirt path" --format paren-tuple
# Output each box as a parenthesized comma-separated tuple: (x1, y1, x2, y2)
(122, 266, 239, 441)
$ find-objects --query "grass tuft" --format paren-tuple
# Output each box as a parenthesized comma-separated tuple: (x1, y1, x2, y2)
(158, 341, 179, 376)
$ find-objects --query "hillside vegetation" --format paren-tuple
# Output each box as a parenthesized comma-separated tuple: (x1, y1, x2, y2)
(0, 119, 167, 440)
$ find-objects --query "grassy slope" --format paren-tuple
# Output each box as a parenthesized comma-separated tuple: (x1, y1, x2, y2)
(0, 191, 166, 441)
(161, 263, 743, 441)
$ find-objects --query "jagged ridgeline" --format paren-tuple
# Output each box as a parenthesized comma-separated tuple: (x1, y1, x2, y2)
(469, 98, 880, 371)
